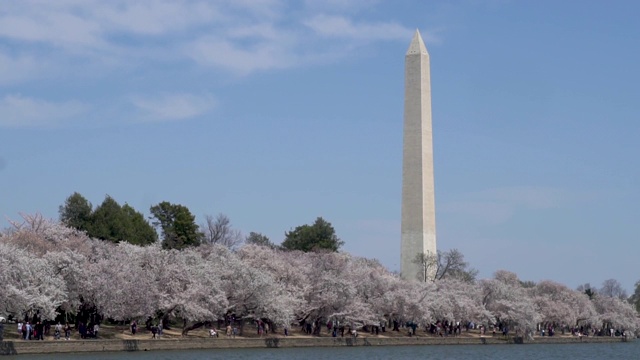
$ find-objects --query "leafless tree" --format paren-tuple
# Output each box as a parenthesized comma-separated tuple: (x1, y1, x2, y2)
(599, 279, 628, 300)
(201, 213, 243, 250)
(413, 248, 478, 283)
(7, 212, 48, 233)
(412, 251, 438, 282)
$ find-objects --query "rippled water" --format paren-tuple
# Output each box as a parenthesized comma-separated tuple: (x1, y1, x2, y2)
(5, 341, 640, 360)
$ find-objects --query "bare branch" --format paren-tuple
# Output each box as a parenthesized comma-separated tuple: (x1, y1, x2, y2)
(201, 213, 244, 250)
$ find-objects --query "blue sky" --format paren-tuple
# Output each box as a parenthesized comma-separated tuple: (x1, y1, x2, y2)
(1, 0, 639, 292)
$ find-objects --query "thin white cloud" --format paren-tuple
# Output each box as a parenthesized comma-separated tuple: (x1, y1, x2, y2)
(0, 53, 43, 85)
(0, 94, 87, 128)
(96, 1, 219, 36)
(0, 1, 423, 80)
(226, 0, 285, 21)
(304, 15, 412, 41)
(303, 0, 382, 12)
(0, 1, 216, 45)
(0, 10, 105, 51)
(131, 93, 216, 122)
(186, 37, 296, 75)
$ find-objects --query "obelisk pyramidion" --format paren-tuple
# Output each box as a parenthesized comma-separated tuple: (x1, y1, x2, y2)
(401, 30, 437, 281)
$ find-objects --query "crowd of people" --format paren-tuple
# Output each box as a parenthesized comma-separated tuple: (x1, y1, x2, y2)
(16, 320, 75, 341)
(13, 317, 102, 341)
(5, 315, 632, 342)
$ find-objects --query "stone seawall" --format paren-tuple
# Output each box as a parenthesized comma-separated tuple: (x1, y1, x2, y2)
(0, 336, 631, 356)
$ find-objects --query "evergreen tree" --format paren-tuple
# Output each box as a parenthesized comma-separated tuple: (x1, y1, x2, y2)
(121, 204, 157, 246)
(281, 217, 343, 252)
(150, 201, 201, 250)
(61, 193, 157, 245)
(59, 192, 93, 232)
(630, 280, 640, 313)
(245, 232, 275, 248)
(91, 195, 128, 243)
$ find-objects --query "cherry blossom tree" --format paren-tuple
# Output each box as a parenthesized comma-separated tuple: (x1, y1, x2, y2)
(237, 245, 307, 297)
(3, 213, 90, 256)
(592, 295, 640, 335)
(2, 214, 638, 339)
(385, 278, 434, 327)
(237, 244, 307, 320)
(481, 270, 541, 335)
(0, 242, 67, 320)
(170, 247, 228, 333)
(83, 242, 160, 321)
(213, 245, 296, 330)
(296, 252, 367, 328)
(45, 249, 90, 315)
(531, 280, 597, 328)
(435, 278, 493, 326)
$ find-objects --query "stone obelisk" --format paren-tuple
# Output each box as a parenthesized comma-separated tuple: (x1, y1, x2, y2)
(401, 30, 437, 281)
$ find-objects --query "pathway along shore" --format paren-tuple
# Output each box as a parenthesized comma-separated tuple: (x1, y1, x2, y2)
(0, 335, 632, 356)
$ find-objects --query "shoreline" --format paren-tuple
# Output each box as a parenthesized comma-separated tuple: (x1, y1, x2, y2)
(1, 336, 632, 356)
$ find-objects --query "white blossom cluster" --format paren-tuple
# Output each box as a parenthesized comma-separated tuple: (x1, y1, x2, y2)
(1, 215, 638, 336)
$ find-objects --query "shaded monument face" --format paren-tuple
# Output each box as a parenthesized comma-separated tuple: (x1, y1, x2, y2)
(401, 30, 437, 281)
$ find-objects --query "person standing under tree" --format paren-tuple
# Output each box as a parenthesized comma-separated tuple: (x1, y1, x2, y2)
(54, 322, 62, 340)
(36, 321, 44, 340)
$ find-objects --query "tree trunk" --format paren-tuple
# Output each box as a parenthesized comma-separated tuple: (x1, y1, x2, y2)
(159, 308, 176, 330)
(162, 314, 170, 330)
(181, 321, 210, 336)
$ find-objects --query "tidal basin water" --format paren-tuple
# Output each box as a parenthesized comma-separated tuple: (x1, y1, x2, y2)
(6, 341, 640, 360)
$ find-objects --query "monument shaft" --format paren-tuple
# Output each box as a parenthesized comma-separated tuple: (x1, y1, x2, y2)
(401, 30, 437, 281)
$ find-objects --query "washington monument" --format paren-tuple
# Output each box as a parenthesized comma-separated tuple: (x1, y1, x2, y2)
(401, 30, 437, 281)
